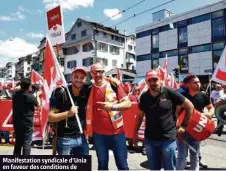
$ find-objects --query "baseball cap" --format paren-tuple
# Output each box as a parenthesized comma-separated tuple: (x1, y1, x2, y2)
(145, 70, 159, 80)
(72, 67, 87, 76)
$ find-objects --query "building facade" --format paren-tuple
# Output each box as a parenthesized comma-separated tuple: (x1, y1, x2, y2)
(5, 62, 15, 81)
(63, 18, 136, 82)
(135, 0, 226, 82)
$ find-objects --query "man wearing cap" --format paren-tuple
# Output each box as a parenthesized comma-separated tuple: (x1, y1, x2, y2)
(86, 62, 131, 170)
(176, 75, 214, 171)
(48, 67, 89, 155)
(133, 69, 194, 170)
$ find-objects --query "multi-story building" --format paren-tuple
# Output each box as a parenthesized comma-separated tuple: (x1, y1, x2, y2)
(63, 18, 136, 82)
(36, 37, 65, 75)
(15, 55, 32, 80)
(135, 0, 226, 83)
(5, 62, 15, 81)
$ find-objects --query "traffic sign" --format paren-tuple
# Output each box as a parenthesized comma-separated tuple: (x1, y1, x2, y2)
(204, 69, 213, 73)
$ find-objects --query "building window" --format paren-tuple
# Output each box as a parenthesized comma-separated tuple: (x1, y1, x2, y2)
(59, 58, 64, 66)
(111, 35, 114, 40)
(178, 20, 187, 27)
(96, 57, 108, 66)
(213, 50, 223, 69)
(179, 55, 188, 73)
(212, 18, 225, 37)
(77, 21, 82, 27)
(27, 67, 30, 71)
(112, 60, 117, 67)
(152, 59, 159, 69)
(191, 44, 211, 53)
(126, 53, 135, 60)
(110, 45, 120, 55)
(94, 30, 99, 35)
(83, 42, 93, 52)
(161, 50, 178, 58)
(179, 48, 188, 55)
(128, 45, 133, 51)
(212, 10, 224, 19)
(190, 14, 210, 24)
(67, 60, 77, 69)
(82, 58, 93, 66)
(103, 32, 107, 38)
(97, 42, 108, 52)
(63, 46, 79, 55)
(136, 54, 151, 61)
(136, 30, 151, 39)
(115, 36, 119, 41)
(151, 53, 159, 59)
(178, 27, 187, 43)
(81, 30, 87, 37)
(152, 34, 159, 49)
(71, 34, 76, 40)
(213, 42, 225, 50)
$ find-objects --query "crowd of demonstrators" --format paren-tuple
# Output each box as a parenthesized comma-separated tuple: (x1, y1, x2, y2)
(1, 63, 224, 170)
(0, 81, 17, 144)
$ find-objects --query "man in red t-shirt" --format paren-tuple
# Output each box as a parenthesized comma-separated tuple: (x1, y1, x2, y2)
(86, 62, 131, 170)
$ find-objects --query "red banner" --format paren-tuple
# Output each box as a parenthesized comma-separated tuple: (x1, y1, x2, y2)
(0, 100, 46, 141)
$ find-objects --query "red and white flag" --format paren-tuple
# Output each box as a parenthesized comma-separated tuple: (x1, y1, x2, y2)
(211, 46, 226, 84)
(31, 70, 44, 84)
(43, 37, 65, 98)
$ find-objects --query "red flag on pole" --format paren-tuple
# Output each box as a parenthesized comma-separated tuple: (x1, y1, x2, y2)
(43, 36, 83, 134)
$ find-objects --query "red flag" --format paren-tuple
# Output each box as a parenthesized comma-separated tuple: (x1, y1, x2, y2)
(212, 46, 226, 84)
(43, 38, 63, 94)
(31, 70, 44, 84)
(116, 68, 122, 84)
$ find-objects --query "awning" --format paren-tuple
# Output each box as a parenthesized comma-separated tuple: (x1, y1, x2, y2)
(132, 76, 145, 84)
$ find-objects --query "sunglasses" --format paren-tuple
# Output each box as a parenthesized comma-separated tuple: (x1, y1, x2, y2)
(92, 70, 104, 75)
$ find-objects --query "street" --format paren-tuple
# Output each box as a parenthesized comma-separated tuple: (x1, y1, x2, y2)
(0, 134, 226, 170)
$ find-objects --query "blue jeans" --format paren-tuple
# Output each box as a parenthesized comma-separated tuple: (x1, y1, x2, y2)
(144, 138, 177, 170)
(176, 133, 200, 171)
(57, 135, 89, 155)
(93, 133, 129, 170)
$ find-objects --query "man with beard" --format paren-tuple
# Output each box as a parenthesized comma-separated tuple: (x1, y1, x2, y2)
(133, 69, 194, 170)
(48, 67, 89, 155)
(86, 62, 131, 170)
(176, 75, 214, 171)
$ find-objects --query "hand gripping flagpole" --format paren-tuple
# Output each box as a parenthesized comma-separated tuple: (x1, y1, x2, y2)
(47, 36, 83, 134)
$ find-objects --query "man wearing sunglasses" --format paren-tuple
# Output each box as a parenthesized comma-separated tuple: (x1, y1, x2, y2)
(133, 69, 194, 170)
(85, 62, 131, 170)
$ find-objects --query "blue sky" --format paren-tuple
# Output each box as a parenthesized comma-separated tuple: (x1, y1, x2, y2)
(0, 0, 221, 67)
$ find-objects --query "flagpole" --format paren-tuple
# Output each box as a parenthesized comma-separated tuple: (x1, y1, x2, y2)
(47, 36, 83, 134)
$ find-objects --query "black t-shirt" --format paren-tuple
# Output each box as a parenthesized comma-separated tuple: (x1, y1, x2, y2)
(12, 90, 38, 130)
(52, 84, 90, 137)
(139, 87, 185, 141)
(182, 91, 210, 113)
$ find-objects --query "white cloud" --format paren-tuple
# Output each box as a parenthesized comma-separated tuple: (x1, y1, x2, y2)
(103, 8, 122, 20)
(18, 5, 25, 12)
(43, 0, 94, 11)
(0, 38, 38, 67)
(0, 10, 25, 22)
(27, 33, 44, 39)
(0, 16, 15, 21)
